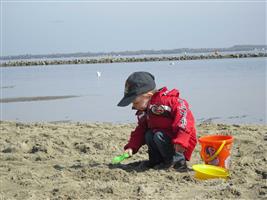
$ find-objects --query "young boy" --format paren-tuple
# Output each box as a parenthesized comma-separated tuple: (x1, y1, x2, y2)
(117, 71, 197, 171)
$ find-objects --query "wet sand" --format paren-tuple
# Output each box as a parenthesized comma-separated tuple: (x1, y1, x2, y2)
(0, 121, 266, 199)
(0, 95, 80, 103)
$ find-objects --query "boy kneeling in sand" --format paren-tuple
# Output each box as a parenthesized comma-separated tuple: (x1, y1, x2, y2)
(117, 71, 197, 171)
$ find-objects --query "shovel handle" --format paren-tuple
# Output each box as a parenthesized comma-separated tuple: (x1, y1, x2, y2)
(112, 153, 130, 164)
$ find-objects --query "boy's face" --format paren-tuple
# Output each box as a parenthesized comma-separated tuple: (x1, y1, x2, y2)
(132, 93, 153, 111)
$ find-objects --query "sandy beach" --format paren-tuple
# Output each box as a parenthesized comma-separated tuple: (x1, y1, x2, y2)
(0, 121, 266, 199)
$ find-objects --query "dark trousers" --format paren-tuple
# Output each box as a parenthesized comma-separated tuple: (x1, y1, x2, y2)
(145, 130, 185, 165)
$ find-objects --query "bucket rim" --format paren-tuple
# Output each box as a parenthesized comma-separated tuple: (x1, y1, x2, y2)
(198, 134, 234, 144)
(192, 164, 229, 178)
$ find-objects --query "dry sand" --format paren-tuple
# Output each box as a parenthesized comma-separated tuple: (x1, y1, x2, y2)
(0, 121, 266, 200)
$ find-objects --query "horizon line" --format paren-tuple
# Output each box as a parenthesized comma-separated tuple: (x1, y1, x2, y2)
(1, 44, 266, 58)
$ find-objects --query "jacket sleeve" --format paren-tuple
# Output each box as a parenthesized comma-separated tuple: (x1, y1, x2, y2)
(124, 113, 147, 154)
(170, 97, 192, 149)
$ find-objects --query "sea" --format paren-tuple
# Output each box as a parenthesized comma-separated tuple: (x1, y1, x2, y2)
(1, 57, 266, 124)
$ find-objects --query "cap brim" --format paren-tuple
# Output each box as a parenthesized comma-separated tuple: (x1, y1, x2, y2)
(117, 94, 137, 107)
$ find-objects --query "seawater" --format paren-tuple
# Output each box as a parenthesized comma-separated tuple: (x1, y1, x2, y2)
(1, 57, 266, 124)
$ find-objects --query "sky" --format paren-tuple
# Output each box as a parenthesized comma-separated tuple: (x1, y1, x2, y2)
(1, 1, 266, 56)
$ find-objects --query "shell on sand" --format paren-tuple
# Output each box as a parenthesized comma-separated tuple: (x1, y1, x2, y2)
(0, 121, 266, 199)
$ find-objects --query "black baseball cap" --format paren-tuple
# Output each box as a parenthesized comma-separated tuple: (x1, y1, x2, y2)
(117, 71, 156, 107)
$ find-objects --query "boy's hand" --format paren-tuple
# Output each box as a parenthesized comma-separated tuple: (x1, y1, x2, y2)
(174, 144, 185, 153)
(124, 148, 133, 157)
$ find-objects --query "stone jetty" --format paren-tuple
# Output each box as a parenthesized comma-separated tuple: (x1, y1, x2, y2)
(0, 52, 266, 67)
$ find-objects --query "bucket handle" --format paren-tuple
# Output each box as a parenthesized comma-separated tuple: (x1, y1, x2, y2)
(203, 140, 226, 162)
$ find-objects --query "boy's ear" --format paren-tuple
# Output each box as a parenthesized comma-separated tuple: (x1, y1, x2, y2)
(146, 91, 154, 97)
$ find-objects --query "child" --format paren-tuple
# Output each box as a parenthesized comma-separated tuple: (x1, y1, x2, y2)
(117, 71, 197, 171)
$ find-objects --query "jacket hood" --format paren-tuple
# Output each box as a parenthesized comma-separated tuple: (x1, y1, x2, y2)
(157, 87, 180, 98)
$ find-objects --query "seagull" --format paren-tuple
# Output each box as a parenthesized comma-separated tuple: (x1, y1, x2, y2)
(96, 71, 101, 78)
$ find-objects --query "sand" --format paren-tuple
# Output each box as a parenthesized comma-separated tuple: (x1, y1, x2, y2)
(0, 121, 266, 200)
(0, 95, 80, 103)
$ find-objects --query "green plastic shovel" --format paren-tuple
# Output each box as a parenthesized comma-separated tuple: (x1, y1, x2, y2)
(112, 153, 130, 164)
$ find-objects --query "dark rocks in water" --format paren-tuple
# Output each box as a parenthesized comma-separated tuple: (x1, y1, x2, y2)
(1, 52, 266, 67)
(201, 117, 221, 124)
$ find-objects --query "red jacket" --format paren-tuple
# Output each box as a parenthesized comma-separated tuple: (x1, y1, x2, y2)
(124, 87, 197, 161)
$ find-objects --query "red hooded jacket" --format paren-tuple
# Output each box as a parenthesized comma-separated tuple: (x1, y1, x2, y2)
(124, 87, 197, 161)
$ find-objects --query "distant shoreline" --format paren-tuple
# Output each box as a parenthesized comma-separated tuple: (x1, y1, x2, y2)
(1, 52, 266, 67)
